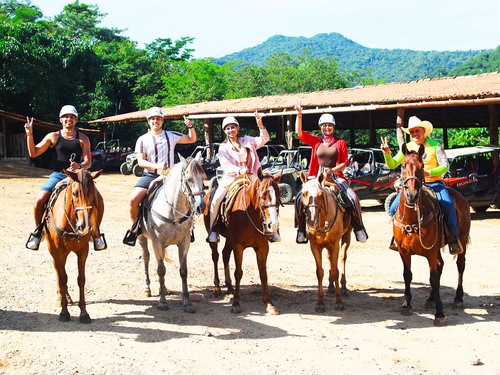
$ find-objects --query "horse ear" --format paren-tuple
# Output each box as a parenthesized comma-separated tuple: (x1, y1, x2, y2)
(178, 153, 186, 163)
(318, 172, 325, 184)
(91, 170, 103, 179)
(402, 143, 408, 155)
(273, 170, 283, 183)
(257, 168, 264, 180)
(63, 169, 78, 181)
(300, 170, 308, 183)
(418, 144, 425, 157)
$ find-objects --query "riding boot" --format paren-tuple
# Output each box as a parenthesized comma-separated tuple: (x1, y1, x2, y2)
(296, 216, 308, 244)
(449, 240, 464, 255)
(388, 236, 398, 251)
(354, 228, 368, 243)
(93, 233, 107, 251)
(207, 229, 219, 243)
(26, 225, 43, 251)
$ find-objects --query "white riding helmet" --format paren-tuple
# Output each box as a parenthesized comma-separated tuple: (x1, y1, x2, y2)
(222, 116, 239, 130)
(147, 107, 164, 120)
(318, 113, 336, 126)
(59, 105, 78, 118)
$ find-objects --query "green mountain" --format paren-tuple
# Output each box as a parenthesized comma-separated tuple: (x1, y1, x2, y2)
(444, 45, 500, 76)
(214, 33, 489, 83)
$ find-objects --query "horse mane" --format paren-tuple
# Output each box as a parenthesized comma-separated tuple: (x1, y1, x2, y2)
(77, 169, 94, 197)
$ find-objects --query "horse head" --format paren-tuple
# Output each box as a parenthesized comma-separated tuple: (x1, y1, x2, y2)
(256, 168, 282, 234)
(181, 155, 207, 215)
(63, 169, 101, 236)
(300, 172, 328, 230)
(401, 143, 425, 205)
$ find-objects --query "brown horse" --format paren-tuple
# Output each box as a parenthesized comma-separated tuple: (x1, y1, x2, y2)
(393, 144, 470, 326)
(299, 172, 352, 312)
(204, 169, 282, 314)
(44, 169, 103, 323)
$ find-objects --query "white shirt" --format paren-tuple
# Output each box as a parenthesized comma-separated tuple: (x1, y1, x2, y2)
(135, 130, 183, 168)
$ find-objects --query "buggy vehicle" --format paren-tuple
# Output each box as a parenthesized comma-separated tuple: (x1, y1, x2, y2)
(120, 153, 144, 177)
(190, 143, 221, 180)
(262, 146, 312, 204)
(443, 145, 500, 212)
(91, 139, 132, 171)
(257, 144, 286, 169)
(343, 148, 400, 204)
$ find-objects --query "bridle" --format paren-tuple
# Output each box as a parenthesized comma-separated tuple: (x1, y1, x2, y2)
(303, 186, 338, 234)
(242, 175, 280, 235)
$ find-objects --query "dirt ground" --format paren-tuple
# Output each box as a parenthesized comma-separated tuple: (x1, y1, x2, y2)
(1, 160, 499, 375)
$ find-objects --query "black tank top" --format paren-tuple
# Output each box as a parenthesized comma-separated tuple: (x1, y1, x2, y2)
(53, 130, 82, 172)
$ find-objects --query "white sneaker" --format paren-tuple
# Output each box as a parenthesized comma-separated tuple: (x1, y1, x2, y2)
(355, 230, 368, 243)
(93, 235, 107, 251)
(296, 231, 308, 244)
(207, 231, 219, 243)
(26, 234, 41, 250)
(269, 232, 281, 242)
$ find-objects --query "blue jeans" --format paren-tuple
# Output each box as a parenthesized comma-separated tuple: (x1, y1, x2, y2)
(390, 181, 459, 239)
(40, 171, 68, 192)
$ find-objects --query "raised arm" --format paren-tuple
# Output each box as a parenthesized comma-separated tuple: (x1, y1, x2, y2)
(178, 115, 197, 144)
(295, 101, 303, 137)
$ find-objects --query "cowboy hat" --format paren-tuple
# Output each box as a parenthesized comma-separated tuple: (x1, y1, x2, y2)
(403, 116, 433, 138)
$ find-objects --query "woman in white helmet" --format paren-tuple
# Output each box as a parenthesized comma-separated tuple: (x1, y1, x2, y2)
(24, 105, 107, 251)
(123, 107, 197, 246)
(207, 111, 280, 243)
(294, 101, 368, 244)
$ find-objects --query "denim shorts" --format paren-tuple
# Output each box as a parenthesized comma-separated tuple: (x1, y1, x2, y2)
(134, 171, 159, 189)
(40, 171, 68, 192)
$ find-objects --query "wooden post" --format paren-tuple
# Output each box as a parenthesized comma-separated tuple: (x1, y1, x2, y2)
(204, 118, 214, 158)
(441, 108, 449, 149)
(286, 115, 293, 149)
(369, 111, 376, 147)
(489, 104, 499, 146)
(396, 108, 405, 146)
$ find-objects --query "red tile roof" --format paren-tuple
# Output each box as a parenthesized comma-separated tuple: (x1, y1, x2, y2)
(90, 73, 500, 125)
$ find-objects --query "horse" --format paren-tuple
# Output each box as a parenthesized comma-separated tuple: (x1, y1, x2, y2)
(138, 155, 206, 313)
(45, 168, 104, 323)
(393, 143, 470, 326)
(299, 172, 352, 312)
(204, 169, 282, 314)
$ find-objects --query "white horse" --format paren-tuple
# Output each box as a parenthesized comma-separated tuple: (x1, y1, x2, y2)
(138, 155, 206, 312)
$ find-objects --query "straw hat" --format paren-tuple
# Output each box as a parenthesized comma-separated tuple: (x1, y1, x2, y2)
(403, 116, 433, 138)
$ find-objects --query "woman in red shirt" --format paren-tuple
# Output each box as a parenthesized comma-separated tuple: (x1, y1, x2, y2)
(295, 101, 368, 244)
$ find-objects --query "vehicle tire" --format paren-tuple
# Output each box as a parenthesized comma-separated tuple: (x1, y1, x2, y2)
(278, 183, 293, 204)
(120, 162, 132, 175)
(384, 192, 398, 214)
(133, 164, 144, 177)
(208, 176, 218, 191)
(472, 205, 489, 213)
(90, 159, 103, 172)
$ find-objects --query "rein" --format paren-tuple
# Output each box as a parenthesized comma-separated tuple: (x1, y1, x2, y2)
(241, 175, 279, 235)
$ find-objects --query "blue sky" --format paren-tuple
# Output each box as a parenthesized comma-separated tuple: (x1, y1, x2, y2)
(32, 0, 499, 59)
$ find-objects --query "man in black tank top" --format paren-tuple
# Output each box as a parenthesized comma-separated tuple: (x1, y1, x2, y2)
(24, 105, 106, 251)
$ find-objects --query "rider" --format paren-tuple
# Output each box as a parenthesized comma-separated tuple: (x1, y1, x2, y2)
(294, 101, 368, 244)
(123, 107, 196, 246)
(207, 111, 281, 243)
(381, 116, 463, 255)
(25, 105, 106, 251)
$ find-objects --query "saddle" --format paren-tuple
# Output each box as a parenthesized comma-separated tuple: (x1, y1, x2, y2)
(207, 177, 249, 228)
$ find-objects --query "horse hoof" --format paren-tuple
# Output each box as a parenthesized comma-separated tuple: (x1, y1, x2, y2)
(401, 307, 412, 316)
(184, 305, 196, 314)
(213, 287, 222, 298)
(315, 304, 326, 313)
(157, 303, 169, 311)
(59, 312, 71, 322)
(80, 314, 92, 324)
(454, 300, 464, 308)
(144, 289, 152, 298)
(341, 289, 349, 297)
(230, 306, 241, 314)
(434, 316, 446, 327)
(266, 305, 279, 315)
(334, 303, 345, 311)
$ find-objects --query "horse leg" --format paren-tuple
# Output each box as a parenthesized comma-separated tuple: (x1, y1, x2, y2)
(327, 242, 344, 311)
(310, 243, 325, 313)
(454, 252, 466, 306)
(230, 245, 244, 314)
(222, 239, 234, 296)
(427, 253, 446, 326)
(178, 240, 195, 313)
(210, 242, 222, 297)
(138, 235, 151, 297)
(400, 253, 413, 316)
(426, 252, 444, 305)
(338, 229, 351, 296)
(50, 249, 71, 322)
(76, 245, 91, 324)
(254, 244, 278, 315)
(152, 239, 168, 310)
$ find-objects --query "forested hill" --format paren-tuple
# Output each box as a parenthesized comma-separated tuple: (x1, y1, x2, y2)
(213, 33, 488, 82)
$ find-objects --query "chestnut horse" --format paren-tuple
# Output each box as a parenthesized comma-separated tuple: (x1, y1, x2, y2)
(45, 169, 103, 323)
(299, 172, 352, 312)
(204, 169, 282, 314)
(393, 144, 470, 326)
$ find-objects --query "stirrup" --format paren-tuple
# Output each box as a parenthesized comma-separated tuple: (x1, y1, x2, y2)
(207, 231, 219, 243)
(123, 226, 141, 247)
(93, 233, 107, 251)
(389, 237, 398, 251)
(449, 240, 464, 255)
(190, 230, 195, 243)
(296, 231, 308, 244)
(26, 231, 42, 251)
